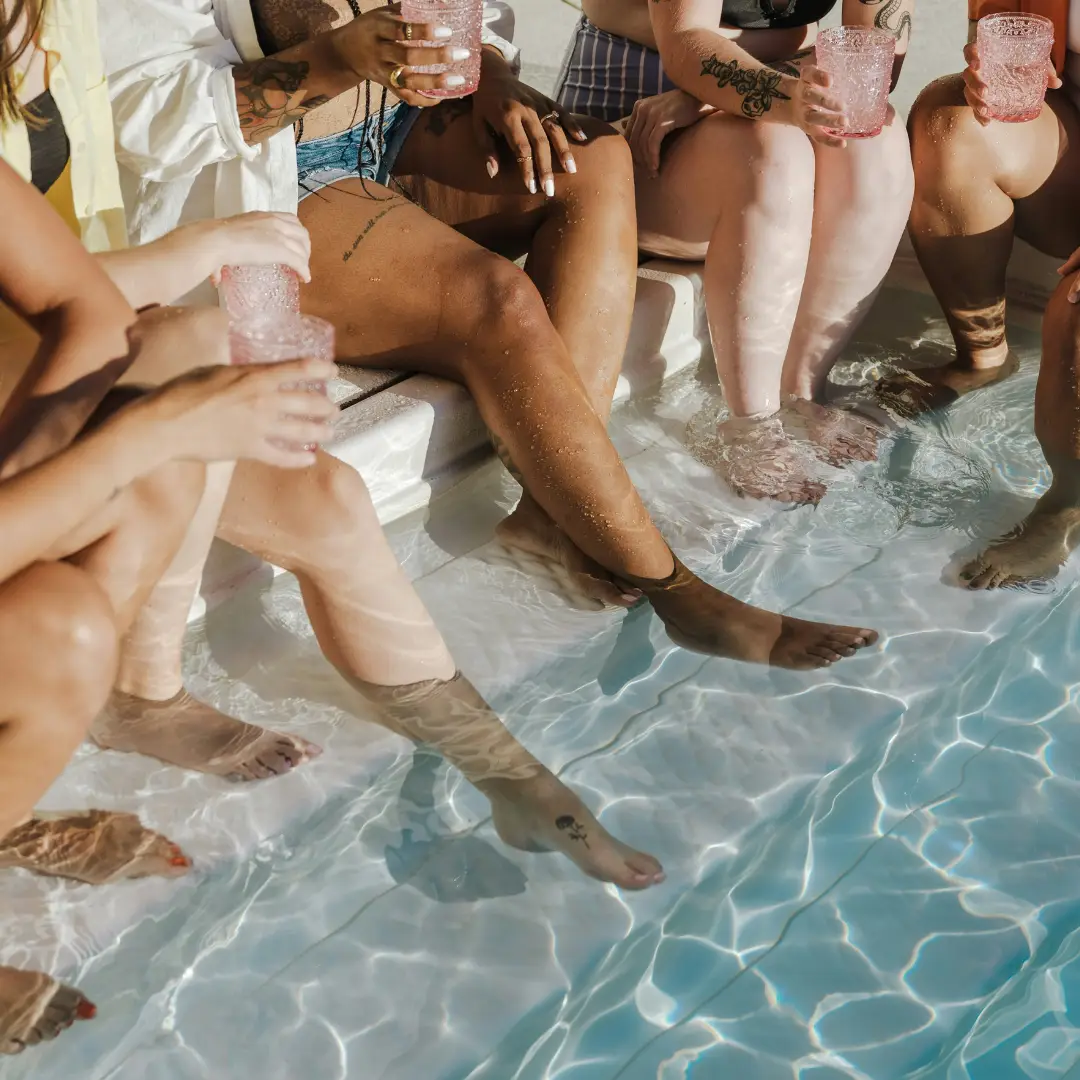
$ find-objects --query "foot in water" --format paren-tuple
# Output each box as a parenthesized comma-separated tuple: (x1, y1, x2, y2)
(0, 811, 190, 885)
(0, 967, 95, 1055)
(496, 494, 642, 609)
(960, 500, 1080, 589)
(94, 690, 321, 781)
(715, 415, 827, 504)
(868, 352, 1019, 421)
(781, 398, 883, 467)
(616, 552, 878, 668)
(489, 771, 664, 890)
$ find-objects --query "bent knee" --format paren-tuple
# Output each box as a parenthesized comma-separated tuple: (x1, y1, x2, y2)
(908, 74, 986, 161)
(558, 122, 634, 199)
(718, 120, 816, 208)
(291, 454, 379, 564)
(459, 254, 551, 342)
(131, 459, 207, 525)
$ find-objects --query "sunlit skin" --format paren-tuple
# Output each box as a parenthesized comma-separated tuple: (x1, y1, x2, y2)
(907, 28, 1080, 588)
(576, 0, 915, 504)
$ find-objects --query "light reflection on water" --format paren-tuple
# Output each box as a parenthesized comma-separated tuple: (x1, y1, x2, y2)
(7, 290, 1080, 1080)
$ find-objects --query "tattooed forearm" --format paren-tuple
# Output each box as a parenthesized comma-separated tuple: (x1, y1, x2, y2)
(233, 58, 329, 144)
(700, 55, 791, 118)
(556, 815, 590, 848)
(768, 48, 813, 79)
(342, 201, 406, 262)
(859, 0, 913, 43)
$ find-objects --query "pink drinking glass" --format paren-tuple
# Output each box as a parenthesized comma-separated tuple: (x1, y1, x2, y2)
(230, 313, 335, 396)
(976, 13, 1054, 123)
(399, 0, 482, 98)
(814, 26, 896, 139)
(218, 264, 301, 321)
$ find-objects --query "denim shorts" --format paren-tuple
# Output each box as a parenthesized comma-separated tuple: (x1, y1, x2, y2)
(296, 101, 420, 201)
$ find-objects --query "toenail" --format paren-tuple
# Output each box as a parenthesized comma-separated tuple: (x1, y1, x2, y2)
(76, 1001, 97, 1020)
(171, 855, 190, 868)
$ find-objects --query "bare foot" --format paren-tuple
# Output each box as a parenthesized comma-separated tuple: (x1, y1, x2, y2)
(93, 690, 322, 781)
(960, 502, 1080, 589)
(0, 967, 95, 1055)
(0, 811, 190, 885)
(617, 552, 878, 669)
(782, 399, 882, 467)
(869, 353, 1019, 421)
(715, 415, 827, 504)
(489, 772, 664, 890)
(495, 494, 641, 610)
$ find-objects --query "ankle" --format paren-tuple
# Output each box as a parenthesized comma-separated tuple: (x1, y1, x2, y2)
(958, 341, 1010, 370)
(113, 667, 184, 702)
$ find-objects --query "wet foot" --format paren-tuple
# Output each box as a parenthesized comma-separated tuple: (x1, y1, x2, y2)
(782, 399, 882, 467)
(489, 772, 664, 890)
(960, 501, 1080, 589)
(0, 811, 191, 885)
(0, 967, 95, 1055)
(716, 415, 827, 504)
(617, 552, 878, 669)
(496, 495, 641, 610)
(93, 690, 321, 781)
(868, 353, 1019, 421)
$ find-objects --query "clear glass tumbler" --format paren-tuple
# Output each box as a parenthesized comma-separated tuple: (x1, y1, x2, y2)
(399, 0, 483, 98)
(814, 26, 896, 139)
(230, 313, 335, 398)
(976, 13, 1054, 123)
(218, 264, 301, 321)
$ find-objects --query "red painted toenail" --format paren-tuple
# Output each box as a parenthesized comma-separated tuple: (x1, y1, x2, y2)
(76, 1001, 97, 1020)
(171, 856, 190, 868)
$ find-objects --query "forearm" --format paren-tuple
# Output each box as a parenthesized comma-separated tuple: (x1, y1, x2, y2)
(233, 32, 356, 145)
(96, 234, 215, 310)
(0, 420, 158, 581)
(655, 28, 797, 120)
(845, 0, 914, 86)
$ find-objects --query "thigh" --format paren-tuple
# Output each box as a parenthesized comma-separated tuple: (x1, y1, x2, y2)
(298, 179, 523, 372)
(391, 99, 615, 257)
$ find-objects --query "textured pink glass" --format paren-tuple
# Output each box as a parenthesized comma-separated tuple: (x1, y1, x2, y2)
(218, 264, 300, 321)
(230, 314, 334, 404)
(399, 0, 483, 98)
(814, 27, 895, 139)
(976, 13, 1054, 123)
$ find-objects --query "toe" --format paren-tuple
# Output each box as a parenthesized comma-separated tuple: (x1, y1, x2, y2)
(127, 833, 191, 879)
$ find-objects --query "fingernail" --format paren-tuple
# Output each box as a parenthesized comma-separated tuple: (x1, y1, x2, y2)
(486, 159, 497, 178)
(543, 176, 555, 198)
(451, 48, 471, 61)
(527, 178, 536, 194)
(565, 156, 577, 174)
(302, 442, 318, 451)
(573, 129, 588, 141)
(445, 74, 465, 87)
(621, 593, 639, 603)
(434, 26, 452, 38)
(76, 1001, 98, 1020)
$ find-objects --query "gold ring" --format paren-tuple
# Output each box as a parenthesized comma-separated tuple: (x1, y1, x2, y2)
(389, 65, 406, 89)
(539, 111, 559, 124)
(403, 22, 413, 40)
(515, 154, 532, 163)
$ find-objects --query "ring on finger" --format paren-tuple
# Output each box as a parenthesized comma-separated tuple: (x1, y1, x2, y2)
(403, 22, 413, 40)
(538, 111, 559, 125)
(515, 154, 532, 163)
(390, 65, 406, 89)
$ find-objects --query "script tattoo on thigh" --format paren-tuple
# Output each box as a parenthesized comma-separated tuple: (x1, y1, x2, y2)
(700, 55, 791, 118)
(341, 200, 406, 262)
(859, 0, 912, 43)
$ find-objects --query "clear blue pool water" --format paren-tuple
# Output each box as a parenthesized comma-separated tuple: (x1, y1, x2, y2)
(8, 289, 1080, 1080)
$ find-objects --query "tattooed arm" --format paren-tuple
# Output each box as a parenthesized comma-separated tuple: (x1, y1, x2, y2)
(649, 0, 800, 121)
(844, 0, 914, 88)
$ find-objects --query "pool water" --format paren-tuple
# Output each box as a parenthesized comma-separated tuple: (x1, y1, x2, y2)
(8, 287, 1080, 1080)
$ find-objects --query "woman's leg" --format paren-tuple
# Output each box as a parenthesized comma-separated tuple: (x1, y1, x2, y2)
(300, 178, 876, 666)
(779, 108, 913, 457)
(633, 113, 822, 502)
(215, 454, 664, 888)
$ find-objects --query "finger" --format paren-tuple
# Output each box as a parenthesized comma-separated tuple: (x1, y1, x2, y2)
(805, 107, 846, 127)
(521, 113, 555, 197)
(1058, 250, 1080, 276)
(249, 356, 336, 383)
(269, 390, 338, 419)
(396, 70, 467, 96)
(1069, 274, 1080, 303)
(383, 17, 452, 42)
(544, 116, 576, 174)
(560, 109, 588, 142)
(383, 42, 471, 68)
(964, 42, 980, 70)
(267, 417, 336, 448)
(803, 86, 845, 113)
(810, 129, 847, 149)
(624, 102, 640, 147)
(503, 117, 536, 193)
(472, 111, 500, 178)
(1048, 63, 1063, 89)
(646, 119, 666, 176)
(801, 64, 832, 88)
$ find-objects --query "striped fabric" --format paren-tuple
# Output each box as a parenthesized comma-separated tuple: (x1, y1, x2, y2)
(555, 17, 678, 123)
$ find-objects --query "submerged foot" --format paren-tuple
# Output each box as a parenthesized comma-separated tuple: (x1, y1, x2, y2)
(496, 496, 641, 610)
(716, 415, 827, 504)
(782, 398, 882, 467)
(0, 811, 190, 885)
(94, 690, 321, 781)
(960, 502, 1080, 589)
(617, 553, 878, 669)
(0, 967, 95, 1055)
(868, 353, 1019, 421)
(490, 772, 664, 890)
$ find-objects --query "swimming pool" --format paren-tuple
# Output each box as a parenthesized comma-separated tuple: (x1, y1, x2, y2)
(6, 281, 1079, 1080)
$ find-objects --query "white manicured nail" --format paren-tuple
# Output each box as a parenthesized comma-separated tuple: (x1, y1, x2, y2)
(543, 177, 554, 197)
(451, 48, 471, 61)
(565, 156, 577, 174)
(527, 178, 536, 194)
(486, 160, 497, 178)
(434, 26, 452, 38)
(445, 74, 466, 86)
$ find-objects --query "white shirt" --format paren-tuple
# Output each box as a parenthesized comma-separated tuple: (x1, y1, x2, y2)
(98, 0, 519, 261)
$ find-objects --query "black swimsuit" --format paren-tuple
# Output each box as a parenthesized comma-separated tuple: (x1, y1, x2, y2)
(25, 88, 70, 194)
(720, 0, 837, 30)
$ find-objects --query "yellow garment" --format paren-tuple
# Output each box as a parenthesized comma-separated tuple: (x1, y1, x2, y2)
(0, 0, 127, 254)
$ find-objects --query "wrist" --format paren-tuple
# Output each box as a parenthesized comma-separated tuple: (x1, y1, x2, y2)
(318, 24, 368, 91)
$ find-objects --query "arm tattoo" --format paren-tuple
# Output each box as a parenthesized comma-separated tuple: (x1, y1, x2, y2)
(859, 0, 912, 44)
(234, 58, 329, 143)
(700, 55, 791, 118)
(769, 48, 813, 79)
